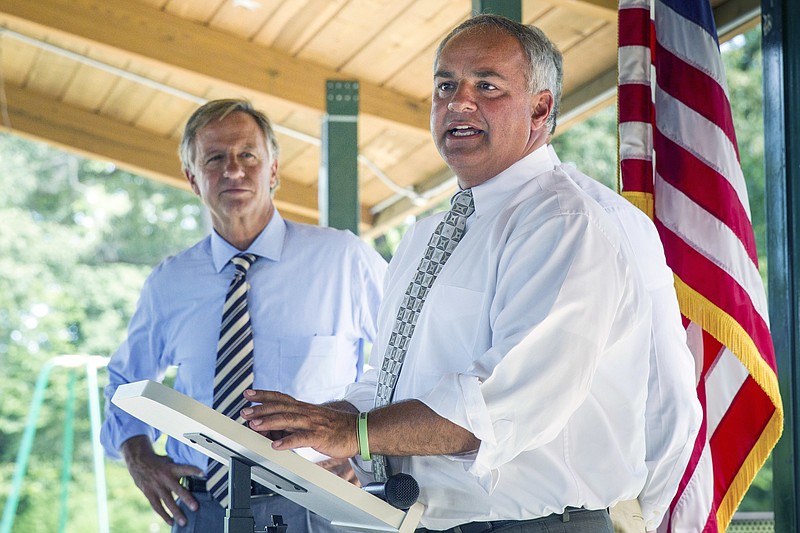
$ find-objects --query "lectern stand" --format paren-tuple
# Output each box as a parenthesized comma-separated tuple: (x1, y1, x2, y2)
(112, 380, 424, 533)
(226, 456, 255, 533)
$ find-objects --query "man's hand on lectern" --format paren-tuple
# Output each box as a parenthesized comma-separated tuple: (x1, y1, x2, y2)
(241, 389, 359, 459)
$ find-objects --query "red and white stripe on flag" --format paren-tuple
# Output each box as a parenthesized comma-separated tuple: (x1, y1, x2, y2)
(617, 0, 783, 531)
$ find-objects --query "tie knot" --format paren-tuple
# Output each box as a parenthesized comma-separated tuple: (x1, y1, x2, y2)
(451, 188, 475, 218)
(230, 253, 257, 277)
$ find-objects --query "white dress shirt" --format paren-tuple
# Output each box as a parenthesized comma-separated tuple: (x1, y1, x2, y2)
(551, 146, 702, 529)
(101, 210, 387, 470)
(346, 145, 652, 529)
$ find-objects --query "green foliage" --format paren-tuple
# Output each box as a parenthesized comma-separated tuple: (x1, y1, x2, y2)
(723, 29, 767, 266)
(0, 132, 204, 532)
(552, 105, 619, 190)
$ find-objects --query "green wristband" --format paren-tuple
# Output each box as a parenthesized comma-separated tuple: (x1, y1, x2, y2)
(358, 411, 371, 461)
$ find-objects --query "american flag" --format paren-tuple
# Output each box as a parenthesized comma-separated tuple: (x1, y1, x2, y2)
(617, 0, 783, 531)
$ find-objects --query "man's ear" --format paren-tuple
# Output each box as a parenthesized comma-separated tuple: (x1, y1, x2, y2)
(269, 158, 280, 192)
(530, 90, 554, 131)
(184, 168, 201, 196)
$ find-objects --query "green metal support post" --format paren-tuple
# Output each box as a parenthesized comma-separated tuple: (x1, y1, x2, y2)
(320, 80, 360, 234)
(763, 0, 800, 531)
(472, 0, 521, 20)
(58, 369, 78, 533)
(87, 361, 110, 533)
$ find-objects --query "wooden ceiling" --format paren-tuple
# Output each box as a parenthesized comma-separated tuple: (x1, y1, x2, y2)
(0, 0, 759, 238)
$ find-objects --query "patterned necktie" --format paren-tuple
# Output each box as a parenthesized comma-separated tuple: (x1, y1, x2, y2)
(372, 188, 475, 481)
(207, 253, 258, 506)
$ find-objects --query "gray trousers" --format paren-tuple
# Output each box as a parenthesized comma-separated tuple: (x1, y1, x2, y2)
(416, 510, 613, 533)
(171, 491, 339, 533)
(495, 511, 614, 533)
(486, 510, 612, 533)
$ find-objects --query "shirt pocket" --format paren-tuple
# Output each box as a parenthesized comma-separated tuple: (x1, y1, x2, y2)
(426, 284, 485, 357)
(277, 335, 359, 403)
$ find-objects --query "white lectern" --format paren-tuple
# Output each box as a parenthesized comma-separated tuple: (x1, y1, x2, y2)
(112, 380, 424, 533)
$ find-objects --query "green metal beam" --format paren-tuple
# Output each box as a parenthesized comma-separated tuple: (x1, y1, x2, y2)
(763, 0, 800, 530)
(87, 362, 110, 533)
(472, 0, 522, 20)
(320, 80, 360, 234)
(59, 370, 78, 533)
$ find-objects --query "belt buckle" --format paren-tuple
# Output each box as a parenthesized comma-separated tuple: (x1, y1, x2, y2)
(455, 522, 495, 533)
(181, 476, 207, 493)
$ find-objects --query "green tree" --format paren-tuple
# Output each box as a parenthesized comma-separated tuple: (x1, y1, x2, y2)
(552, 105, 619, 190)
(0, 132, 205, 532)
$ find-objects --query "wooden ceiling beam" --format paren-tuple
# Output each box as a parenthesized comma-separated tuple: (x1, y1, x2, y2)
(567, 0, 617, 11)
(3, 83, 186, 188)
(0, 0, 431, 133)
(560, 0, 617, 22)
(2, 83, 320, 223)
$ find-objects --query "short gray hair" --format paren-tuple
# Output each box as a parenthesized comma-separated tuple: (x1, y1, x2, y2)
(179, 99, 281, 174)
(435, 14, 563, 134)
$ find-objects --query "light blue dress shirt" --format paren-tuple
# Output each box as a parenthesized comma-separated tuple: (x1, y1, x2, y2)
(101, 210, 386, 470)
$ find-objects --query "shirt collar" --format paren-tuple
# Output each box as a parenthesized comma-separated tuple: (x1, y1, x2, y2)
(211, 209, 287, 272)
(467, 145, 556, 218)
(546, 143, 562, 166)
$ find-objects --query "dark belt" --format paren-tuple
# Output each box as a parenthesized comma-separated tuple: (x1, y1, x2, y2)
(415, 508, 607, 533)
(181, 476, 276, 497)
(416, 520, 516, 533)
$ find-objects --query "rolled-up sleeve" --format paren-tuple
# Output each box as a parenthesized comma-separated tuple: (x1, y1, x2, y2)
(344, 367, 379, 412)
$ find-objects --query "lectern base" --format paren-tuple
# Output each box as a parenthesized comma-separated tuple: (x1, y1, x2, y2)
(225, 456, 256, 533)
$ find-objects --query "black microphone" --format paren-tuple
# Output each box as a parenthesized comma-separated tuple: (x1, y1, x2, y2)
(363, 473, 420, 509)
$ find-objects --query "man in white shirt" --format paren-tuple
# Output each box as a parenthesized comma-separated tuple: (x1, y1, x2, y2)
(241, 15, 654, 532)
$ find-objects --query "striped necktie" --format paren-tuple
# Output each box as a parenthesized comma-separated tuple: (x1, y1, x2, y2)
(207, 253, 257, 506)
(372, 189, 475, 481)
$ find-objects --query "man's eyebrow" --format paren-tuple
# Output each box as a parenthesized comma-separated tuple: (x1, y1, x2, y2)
(473, 69, 506, 80)
(433, 69, 506, 80)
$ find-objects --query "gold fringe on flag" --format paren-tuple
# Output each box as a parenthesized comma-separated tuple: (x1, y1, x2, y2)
(621, 191, 654, 221)
(717, 409, 783, 531)
(673, 275, 782, 408)
(673, 274, 784, 530)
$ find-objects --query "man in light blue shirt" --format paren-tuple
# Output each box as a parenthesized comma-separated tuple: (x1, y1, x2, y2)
(100, 99, 386, 533)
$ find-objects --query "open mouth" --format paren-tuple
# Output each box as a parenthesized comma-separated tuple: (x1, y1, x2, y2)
(449, 125, 483, 137)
